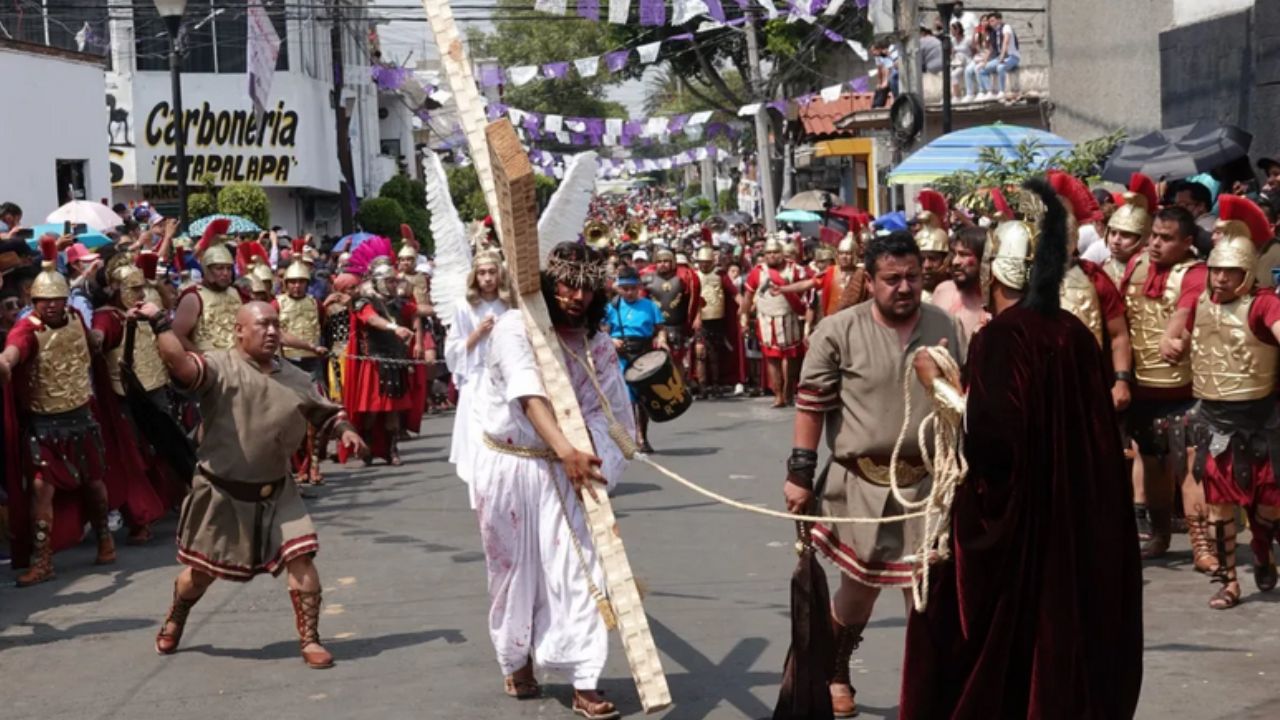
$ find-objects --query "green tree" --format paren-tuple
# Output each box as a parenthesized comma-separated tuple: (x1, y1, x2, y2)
(217, 182, 270, 229)
(356, 197, 406, 239)
(378, 175, 432, 253)
(188, 173, 218, 220)
(446, 165, 490, 222)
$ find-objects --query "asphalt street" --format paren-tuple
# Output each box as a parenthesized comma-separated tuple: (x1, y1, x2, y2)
(1, 397, 1278, 720)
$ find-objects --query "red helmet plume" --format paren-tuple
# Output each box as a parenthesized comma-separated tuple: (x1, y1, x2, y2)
(1047, 170, 1100, 223)
(135, 251, 159, 280)
(1128, 173, 1158, 215)
(195, 218, 231, 257)
(1218, 195, 1274, 247)
(917, 189, 950, 229)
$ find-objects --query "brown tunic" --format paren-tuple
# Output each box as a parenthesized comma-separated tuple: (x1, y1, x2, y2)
(796, 301, 966, 587)
(176, 350, 347, 581)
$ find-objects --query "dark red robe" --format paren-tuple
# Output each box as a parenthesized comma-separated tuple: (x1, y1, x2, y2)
(900, 307, 1143, 719)
(340, 297, 425, 463)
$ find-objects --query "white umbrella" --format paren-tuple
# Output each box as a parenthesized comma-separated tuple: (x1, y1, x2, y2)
(46, 200, 123, 232)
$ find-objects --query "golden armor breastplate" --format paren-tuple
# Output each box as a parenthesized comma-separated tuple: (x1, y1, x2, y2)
(699, 271, 725, 320)
(192, 286, 242, 353)
(104, 310, 168, 395)
(1191, 294, 1279, 401)
(278, 294, 321, 359)
(1125, 255, 1195, 389)
(1103, 258, 1126, 288)
(142, 284, 164, 309)
(403, 272, 429, 307)
(27, 313, 93, 415)
(1060, 265, 1104, 347)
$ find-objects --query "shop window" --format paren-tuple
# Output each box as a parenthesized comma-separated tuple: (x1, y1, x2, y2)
(56, 160, 88, 205)
(134, 0, 287, 74)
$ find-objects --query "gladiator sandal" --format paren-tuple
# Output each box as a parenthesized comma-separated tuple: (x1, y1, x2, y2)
(1249, 515, 1278, 593)
(15, 515, 56, 587)
(1208, 519, 1241, 610)
(155, 580, 205, 655)
(91, 494, 117, 566)
(1188, 514, 1219, 574)
(289, 589, 335, 669)
(829, 615, 866, 719)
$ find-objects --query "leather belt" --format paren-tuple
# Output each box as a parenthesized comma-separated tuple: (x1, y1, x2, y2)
(837, 454, 927, 488)
(203, 468, 285, 502)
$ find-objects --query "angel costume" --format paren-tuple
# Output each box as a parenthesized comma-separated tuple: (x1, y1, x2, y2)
(468, 310, 635, 689)
(444, 296, 508, 507)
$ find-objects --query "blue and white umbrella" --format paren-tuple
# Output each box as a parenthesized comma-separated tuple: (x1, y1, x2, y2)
(887, 124, 1075, 185)
(25, 223, 113, 249)
(333, 231, 377, 252)
(187, 213, 262, 236)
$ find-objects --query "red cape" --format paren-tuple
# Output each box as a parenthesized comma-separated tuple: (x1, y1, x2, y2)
(900, 307, 1143, 718)
(340, 298, 426, 463)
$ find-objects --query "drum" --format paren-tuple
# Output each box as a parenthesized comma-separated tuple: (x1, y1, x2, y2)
(624, 350, 693, 422)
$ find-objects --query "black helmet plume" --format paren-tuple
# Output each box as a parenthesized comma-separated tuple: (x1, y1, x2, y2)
(1021, 177, 1068, 315)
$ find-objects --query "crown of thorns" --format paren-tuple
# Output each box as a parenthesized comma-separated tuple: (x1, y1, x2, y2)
(546, 253, 607, 291)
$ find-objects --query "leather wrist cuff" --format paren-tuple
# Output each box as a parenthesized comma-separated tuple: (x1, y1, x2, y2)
(786, 448, 819, 485)
(1114, 370, 1134, 384)
(150, 316, 172, 335)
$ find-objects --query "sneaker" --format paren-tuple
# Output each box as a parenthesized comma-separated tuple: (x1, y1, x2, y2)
(733, 383, 745, 396)
(959, 94, 975, 103)
(994, 91, 1006, 101)
(107, 510, 123, 533)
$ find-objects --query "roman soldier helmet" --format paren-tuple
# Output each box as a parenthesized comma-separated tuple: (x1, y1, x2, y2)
(1208, 195, 1272, 295)
(1107, 173, 1157, 237)
(914, 190, 951, 254)
(195, 218, 234, 267)
(397, 244, 418, 261)
(837, 233, 858, 254)
(763, 234, 784, 253)
(473, 248, 502, 268)
(31, 235, 70, 300)
(782, 242, 799, 259)
(284, 238, 312, 281)
(109, 258, 147, 307)
(982, 179, 1068, 311)
(1047, 170, 1101, 255)
(983, 188, 1047, 297)
(694, 245, 715, 263)
(247, 260, 274, 295)
(813, 245, 836, 262)
(653, 247, 675, 262)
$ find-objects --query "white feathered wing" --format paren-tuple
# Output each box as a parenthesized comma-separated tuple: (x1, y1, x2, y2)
(424, 151, 472, 326)
(537, 151, 599, 260)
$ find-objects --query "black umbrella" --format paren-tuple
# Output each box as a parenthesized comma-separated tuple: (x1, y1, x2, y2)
(773, 466, 835, 720)
(1102, 121, 1254, 184)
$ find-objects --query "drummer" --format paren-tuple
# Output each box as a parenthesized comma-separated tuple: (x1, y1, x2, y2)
(605, 265, 669, 454)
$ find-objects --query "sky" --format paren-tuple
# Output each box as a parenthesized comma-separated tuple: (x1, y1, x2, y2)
(371, 0, 652, 117)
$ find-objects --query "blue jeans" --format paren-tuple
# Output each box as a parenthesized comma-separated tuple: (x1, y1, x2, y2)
(980, 56, 1020, 92)
(963, 61, 985, 96)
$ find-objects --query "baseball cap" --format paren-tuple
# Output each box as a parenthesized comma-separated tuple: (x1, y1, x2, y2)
(65, 243, 100, 265)
(632, 249, 649, 261)
(1259, 156, 1280, 173)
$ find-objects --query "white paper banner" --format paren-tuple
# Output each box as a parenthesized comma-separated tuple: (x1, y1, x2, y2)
(738, 103, 762, 117)
(608, 0, 630, 24)
(567, 119, 587, 133)
(637, 41, 662, 65)
(659, 159, 673, 170)
(694, 147, 709, 161)
(846, 40, 869, 61)
(688, 110, 714, 125)
(509, 65, 539, 86)
(534, 0, 567, 15)
(605, 118, 624, 136)
(508, 108, 527, 125)
(823, 0, 847, 15)
(556, 131, 571, 143)
(573, 56, 600, 78)
(645, 117, 670, 136)
(672, 0, 709, 25)
(820, 84, 843, 102)
(756, 0, 779, 20)
(544, 114, 564, 132)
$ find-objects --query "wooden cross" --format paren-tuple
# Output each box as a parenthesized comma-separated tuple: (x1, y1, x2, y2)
(419, 0, 671, 712)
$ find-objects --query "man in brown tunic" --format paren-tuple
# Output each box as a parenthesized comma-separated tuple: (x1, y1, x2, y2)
(783, 231, 965, 718)
(134, 300, 367, 669)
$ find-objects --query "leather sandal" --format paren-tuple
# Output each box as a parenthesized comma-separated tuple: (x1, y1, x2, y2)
(1188, 516, 1219, 574)
(289, 589, 335, 669)
(155, 580, 204, 655)
(503, 663, 541, 699)
(572, 690, 620, 720)
(1209, 582, 1241, 610)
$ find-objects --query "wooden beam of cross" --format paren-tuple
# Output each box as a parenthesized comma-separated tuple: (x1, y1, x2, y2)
(417, 0, 671, 712)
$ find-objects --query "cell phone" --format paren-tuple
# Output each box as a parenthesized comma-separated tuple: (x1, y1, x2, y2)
(13, 228, 33, 241)
(63, 221, 72, 236)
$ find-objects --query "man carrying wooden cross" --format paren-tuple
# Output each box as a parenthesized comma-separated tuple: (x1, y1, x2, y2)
(466, 241, 634, 720)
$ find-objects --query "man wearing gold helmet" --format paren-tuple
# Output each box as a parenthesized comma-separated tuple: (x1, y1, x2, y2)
(691, 245, 742, 398)
(771, 232, 869, 328)
(274, 252, 330, 486)
(0, 235, 116, 586)
(901, 178, 1143, 719)
(172, 219, 245, 354)
(1101, 175, 1159, 287)
(914, 190, 953, 302)
(1165, 195, 1280, 608)
(1120, 204, 1208, 561)
(742, 234, 809, 407)
(641, 246, 701, 379)
(397, 231, 442, 415)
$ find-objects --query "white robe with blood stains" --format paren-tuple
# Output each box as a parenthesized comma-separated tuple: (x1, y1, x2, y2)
(468, 310, 634, 688)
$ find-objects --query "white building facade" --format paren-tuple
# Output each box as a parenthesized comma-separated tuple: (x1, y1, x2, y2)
(0, 41, 113, 222)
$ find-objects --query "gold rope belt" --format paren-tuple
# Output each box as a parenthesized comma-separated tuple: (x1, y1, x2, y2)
(483, 433, 558, 460)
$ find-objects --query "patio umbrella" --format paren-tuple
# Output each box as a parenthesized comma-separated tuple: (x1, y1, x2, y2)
(776, 209, 823, 223)
(782, 189, 836, 212)
(25, 223, 112, 250)
(714, 210, 752, 225)
(45, 200, 123, 232)
(333, 231, 377, 252)
(188, 213, 262, 236)
(887, 124, 1075, 185)
(1101, 121, 1253, 184)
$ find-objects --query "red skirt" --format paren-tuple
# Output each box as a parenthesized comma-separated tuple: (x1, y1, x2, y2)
(1203, 452, 1280, 508)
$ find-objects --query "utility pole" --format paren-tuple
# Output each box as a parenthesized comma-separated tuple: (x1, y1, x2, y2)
(331, 1, 357, 235)
(744, 11, 777, 233)
(896, 0, 921, 101)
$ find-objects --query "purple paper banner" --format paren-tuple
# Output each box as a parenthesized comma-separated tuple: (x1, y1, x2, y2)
(543, 61, 570, 79)
(766, 100, 788, 114)
(605, 50, 630, 73)
(480, 65, 503, 88)
(639, 0, 665, 26)
(850, 76, 870, 93)
(577, 0, 600, 21)
(822, 28, 844, 43)
(669, 32, 695, 42)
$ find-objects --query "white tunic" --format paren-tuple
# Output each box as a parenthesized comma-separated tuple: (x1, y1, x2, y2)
(443, 296, 508, 507)
(467, 310, 635, 688)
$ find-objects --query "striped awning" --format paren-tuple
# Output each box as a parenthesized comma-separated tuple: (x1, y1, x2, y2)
(887, 124, 1074, 185)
